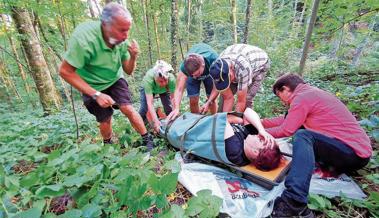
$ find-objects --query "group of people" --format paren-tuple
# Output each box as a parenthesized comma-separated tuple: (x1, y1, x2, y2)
(59, 3, 372, 218)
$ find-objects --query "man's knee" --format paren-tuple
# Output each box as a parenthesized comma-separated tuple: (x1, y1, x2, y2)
(120, 104, 138, 117)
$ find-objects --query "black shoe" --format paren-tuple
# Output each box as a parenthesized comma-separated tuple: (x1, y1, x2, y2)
(271, 196, 314, 218)
(142, 133, 155, 151)
(103, 138, 114, 145)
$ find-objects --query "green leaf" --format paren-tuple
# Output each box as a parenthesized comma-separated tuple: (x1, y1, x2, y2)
(20, 172, 39, 188)
(185, 190, 222, 217)
(155, 194, 168, 209)
(372, 129, 379, 143)
(58, 209, 82, 218)
(161, 204, 186, 218)
(82, 203, 102, 218)
(35, 184, 65, 198)
(11, 207, 42, 218)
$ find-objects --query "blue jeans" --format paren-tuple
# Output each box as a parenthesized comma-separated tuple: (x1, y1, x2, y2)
(186, 76, 213, 97)
(283, 129, 370, 204)
(138, 88, 172, 122)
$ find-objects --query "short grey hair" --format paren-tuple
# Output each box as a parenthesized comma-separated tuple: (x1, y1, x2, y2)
(101, 2, 132, 25)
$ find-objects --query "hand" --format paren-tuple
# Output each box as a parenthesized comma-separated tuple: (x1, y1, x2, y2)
(153, 120, 161, 134)
(166, 108, 180, 122)
(199, 102, 210, 114)
(95, 93, 115, 108)
(128, 39, 139, 58)
(258, 130, 275, 149)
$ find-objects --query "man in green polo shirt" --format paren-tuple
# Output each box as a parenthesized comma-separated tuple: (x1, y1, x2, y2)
(139, 60, 176, 133)
(59, 2, 154, 150)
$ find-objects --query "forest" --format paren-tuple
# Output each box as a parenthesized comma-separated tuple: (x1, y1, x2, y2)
(0, 0, 378, 217)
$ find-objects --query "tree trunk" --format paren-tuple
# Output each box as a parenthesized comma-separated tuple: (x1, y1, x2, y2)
(330, 24, 345, 59)
(2, 14, 31, 94)
(230, 0, 238, 43)
(153, 14, 161, 59)
(55, 0, 67, 50)
(11, 6, 61, 114)
(0, 58, 23, 102)
(352, 13, 379, 67)
(142, 0, 153, 66)
(298, 0, 320, 75)
(268, 0, 273, 19)
(87, 0, 96, 18)
(186, 0, 191, 50)
(171, 0, 179, 72)
(243, 0, 252, 44)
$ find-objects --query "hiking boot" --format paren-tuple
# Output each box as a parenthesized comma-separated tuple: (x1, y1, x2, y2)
(271, 196, 314, 218)
(142, 133, 155, 151)
(103, 138, 114, 145)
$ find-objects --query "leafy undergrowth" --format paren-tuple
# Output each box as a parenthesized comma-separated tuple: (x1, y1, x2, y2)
(0, 105, 222, 218)
(1, 69, 378, 217)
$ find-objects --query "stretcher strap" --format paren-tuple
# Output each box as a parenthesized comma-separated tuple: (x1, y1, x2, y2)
(211, 114, 225, 164)
(179, 115, 207, 158)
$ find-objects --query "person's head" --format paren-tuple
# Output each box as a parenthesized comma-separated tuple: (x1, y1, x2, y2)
(184, 54, 205, 79)
(243, 135, 282, 171)
(272, 73, 305, 106)
(153, 60, 173, 87)
(101, 3, 133, 46)
(209, 58, 234, 92)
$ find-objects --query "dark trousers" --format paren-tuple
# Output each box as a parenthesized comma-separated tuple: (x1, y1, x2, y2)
(138, 87, 172, 122)
(283, 129, 370, 204)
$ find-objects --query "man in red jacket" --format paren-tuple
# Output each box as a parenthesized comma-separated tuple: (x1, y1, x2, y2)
(263, 73, 372, 218)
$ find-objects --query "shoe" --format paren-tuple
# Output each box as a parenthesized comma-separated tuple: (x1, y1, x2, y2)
(142, 133, 155, 151)
(103, 138, 114, 145)
(271, 196, 314, 218)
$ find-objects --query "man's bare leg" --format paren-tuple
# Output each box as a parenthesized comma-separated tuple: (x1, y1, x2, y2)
(99, 117, 112, 141)
(189, 96, 200, 113)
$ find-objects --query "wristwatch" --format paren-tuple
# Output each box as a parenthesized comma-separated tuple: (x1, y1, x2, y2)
(91, 91, 101, 100)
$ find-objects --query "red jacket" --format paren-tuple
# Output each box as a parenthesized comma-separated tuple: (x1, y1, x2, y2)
(262, 84, 372, 158)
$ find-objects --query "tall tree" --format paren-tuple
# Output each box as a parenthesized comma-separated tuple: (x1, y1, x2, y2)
(186, 0, 191, 50)
(87, 0, 96, 18)
(171, 0, 179, 72)
(1, 14, 31, 94)
(243, 0, 252, 44)
(142, 0, 153, 66)
(153, 14, 161, 59)
(11, 6, 61, 114)
(299, 0, 320, 75)
(231, 0, 238, 43)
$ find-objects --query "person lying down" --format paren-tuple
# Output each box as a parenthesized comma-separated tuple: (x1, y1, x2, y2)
(162, 108, 283, 171)
(224, 108, 282, 171)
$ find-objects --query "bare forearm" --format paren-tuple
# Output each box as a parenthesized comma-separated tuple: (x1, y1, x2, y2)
(243, 108, 265, 133)
(235, 100, 246, 113)
(59, 62, 96, 96)
(123, 56, 137, 75)
(223, 97, 234, 112)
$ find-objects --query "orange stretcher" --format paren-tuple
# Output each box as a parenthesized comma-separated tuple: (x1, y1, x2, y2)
(230, 156, 291, 190)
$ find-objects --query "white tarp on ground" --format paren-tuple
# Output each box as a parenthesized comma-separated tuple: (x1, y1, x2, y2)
(176, 138, 366, 218)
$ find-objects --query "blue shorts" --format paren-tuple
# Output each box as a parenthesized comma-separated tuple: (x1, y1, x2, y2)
(186, 76, 213, 98)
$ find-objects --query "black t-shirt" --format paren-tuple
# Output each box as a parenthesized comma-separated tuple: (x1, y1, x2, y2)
(225, 124, 258, 166)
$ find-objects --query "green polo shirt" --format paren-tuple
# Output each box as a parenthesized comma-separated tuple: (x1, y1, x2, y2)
(142, 69, 176, 95)
(179, 43, 218, 80)
(64, 21, 131, 91)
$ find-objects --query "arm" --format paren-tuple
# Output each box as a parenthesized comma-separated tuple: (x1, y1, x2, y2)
(222, 88, 235, 112)
(235, 89, 248, 112)
(261, 116, 285, 128)
(170, 93, 175, 108)
(266, 100, 309, 138)
(166, 72, 187, 121)
(200, 86, 219, 114)
(243, 108, 275, 147)
(122, 39, 139, 75)
(60, 60, 114, 107)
